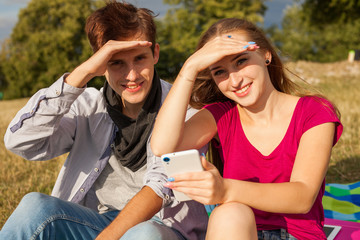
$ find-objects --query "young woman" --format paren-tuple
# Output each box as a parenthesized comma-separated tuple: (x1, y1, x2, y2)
(150, 18, 343, 240)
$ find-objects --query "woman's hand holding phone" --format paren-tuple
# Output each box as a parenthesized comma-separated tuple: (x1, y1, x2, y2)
(163, 151, 226, 205)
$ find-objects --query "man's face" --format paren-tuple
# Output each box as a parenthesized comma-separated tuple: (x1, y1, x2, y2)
(104, 37, 160, 110)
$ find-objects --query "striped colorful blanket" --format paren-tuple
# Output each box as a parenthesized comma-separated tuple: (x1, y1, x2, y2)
(323, 181, 360, 222)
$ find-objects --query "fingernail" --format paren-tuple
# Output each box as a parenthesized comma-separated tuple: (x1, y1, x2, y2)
(201, 153, 206, 157)
(167, 177, 175, 182)
(164, 182, 172, 188)
(243, 45, 249, 49)
(227, 35, 232, 38)
(248, 41, 256, 44)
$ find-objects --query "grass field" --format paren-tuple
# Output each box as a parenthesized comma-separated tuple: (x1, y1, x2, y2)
(0, 61, 359, 228)
(0, 98, 66, 228)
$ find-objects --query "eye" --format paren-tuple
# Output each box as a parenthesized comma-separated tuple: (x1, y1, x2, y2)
(214, 69, 226, 76)
(109, 60, 123, 66)
(135, 55, 146, 61)
(236, 58, 247, 66)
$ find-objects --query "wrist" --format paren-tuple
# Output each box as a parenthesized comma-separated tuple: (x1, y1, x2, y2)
(221, 178, 232, 204)
(178, 59, 202, 82)
(65, 65, 94, 88)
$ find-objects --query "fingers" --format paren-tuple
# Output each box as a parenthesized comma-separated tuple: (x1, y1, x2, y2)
(164, 171, 217, 190)
(201, 156, 216, 171)
(186, 36, 259, 73)
(170, 183, 222, 205)
(169, 169, 212, 182)
(204, 35, 258, 51)
(174, 187, 216, 203)
(101, 40, 152, 57)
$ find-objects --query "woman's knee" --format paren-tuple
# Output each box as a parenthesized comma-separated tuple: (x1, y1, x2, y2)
(207, 202, 257, 240)
(211, 202, 255, 224)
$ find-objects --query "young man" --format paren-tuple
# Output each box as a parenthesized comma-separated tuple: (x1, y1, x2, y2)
(1, 1, 208, 239)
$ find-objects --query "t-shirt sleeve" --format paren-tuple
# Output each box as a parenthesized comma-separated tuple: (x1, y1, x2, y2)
(204, 101, 233, 124)
(302, 96, 343, 145)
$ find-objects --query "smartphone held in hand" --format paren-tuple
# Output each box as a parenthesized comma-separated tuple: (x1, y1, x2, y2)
(161, 149, 204, 201)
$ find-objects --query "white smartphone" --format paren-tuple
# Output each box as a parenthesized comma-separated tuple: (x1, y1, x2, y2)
(161, 149, 204, 201)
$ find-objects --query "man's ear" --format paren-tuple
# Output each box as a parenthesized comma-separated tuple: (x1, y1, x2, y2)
(153, 43, 160, 64)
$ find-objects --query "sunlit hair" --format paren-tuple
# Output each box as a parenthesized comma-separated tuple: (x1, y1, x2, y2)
(190, 18, 303, 109)
(85, 0, 156, 54)
(191, 18, 340, 172)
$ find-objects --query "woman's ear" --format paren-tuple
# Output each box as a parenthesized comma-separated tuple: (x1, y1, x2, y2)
(265, 51, 272, 65)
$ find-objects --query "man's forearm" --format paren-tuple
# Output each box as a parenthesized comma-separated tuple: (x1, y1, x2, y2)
(96, 186, 163, 240)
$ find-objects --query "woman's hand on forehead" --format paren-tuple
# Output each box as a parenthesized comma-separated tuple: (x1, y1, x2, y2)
(182, 34, 259, 77)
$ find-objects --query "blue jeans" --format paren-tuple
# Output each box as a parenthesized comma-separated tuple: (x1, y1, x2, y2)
(257, 229, 297, 240)
(0, 192, 186, 240)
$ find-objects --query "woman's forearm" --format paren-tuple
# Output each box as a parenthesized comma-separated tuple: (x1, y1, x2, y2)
(223, 180, 318, 214)
(151, 70, 196, 156)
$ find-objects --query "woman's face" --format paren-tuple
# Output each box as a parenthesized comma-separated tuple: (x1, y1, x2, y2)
(209, 32, 273, 108)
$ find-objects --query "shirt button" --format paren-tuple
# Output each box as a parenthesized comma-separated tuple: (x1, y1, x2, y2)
(94, 168, 99, 172)
(80, 188, 85, 193)
(110, 144, 115, 148)
(55, 90, 60, 96)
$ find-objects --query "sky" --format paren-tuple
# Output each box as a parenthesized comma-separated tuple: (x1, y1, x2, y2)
(0, 0, 295, 43)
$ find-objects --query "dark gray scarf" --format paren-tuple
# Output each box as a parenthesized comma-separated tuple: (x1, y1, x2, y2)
(103, 69, 162, 172)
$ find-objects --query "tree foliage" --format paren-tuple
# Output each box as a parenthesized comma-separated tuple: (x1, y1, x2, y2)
(0, 41, 8, 94)
(156, 0, 267, 81)
(1, 0, 104, 99)
(271, 1, 360, 63)
(2, 0, 359, 99)
(302, 0, 360, 25)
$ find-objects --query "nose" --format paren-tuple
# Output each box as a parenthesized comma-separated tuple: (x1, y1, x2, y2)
(229, 71, 242, 88)
(126, 67, 139, 82)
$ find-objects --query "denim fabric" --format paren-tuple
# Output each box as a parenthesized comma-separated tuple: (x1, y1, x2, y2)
(0, 193, 185, 240)
(258, 229, 297, 240)
(3, 75, 208, 240)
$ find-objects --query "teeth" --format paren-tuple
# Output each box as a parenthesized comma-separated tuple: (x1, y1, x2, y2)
(127, 85, 138, 89)
(236, 85, 250, 94)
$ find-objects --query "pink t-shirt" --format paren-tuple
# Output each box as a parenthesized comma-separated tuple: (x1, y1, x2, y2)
(204, 96, 343, 240)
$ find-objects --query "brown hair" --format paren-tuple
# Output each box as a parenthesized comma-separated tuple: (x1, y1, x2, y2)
(191, 18, 340, 172)
(85, 0, 157, 53)
(190, 18, 303, 109)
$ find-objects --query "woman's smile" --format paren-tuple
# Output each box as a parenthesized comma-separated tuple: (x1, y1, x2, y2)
(234, 82, 252, 97)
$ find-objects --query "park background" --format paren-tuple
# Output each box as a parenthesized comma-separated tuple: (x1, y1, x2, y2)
(0, 0, 359, 228)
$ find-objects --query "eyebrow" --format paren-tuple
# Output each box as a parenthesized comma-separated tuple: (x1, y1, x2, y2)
(209, 52, 248, 71)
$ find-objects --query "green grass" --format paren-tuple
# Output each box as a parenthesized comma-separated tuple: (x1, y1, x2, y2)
(286, 61, 360, 183)
(0, 61, 359, 228)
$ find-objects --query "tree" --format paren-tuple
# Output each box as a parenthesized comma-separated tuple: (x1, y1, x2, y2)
(273, 2, 360, 62)
(1, 0, 105, 99)
(0, 40, 9, 96)
(302, 0, 360, 25)
(156, 0, 267, 81)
